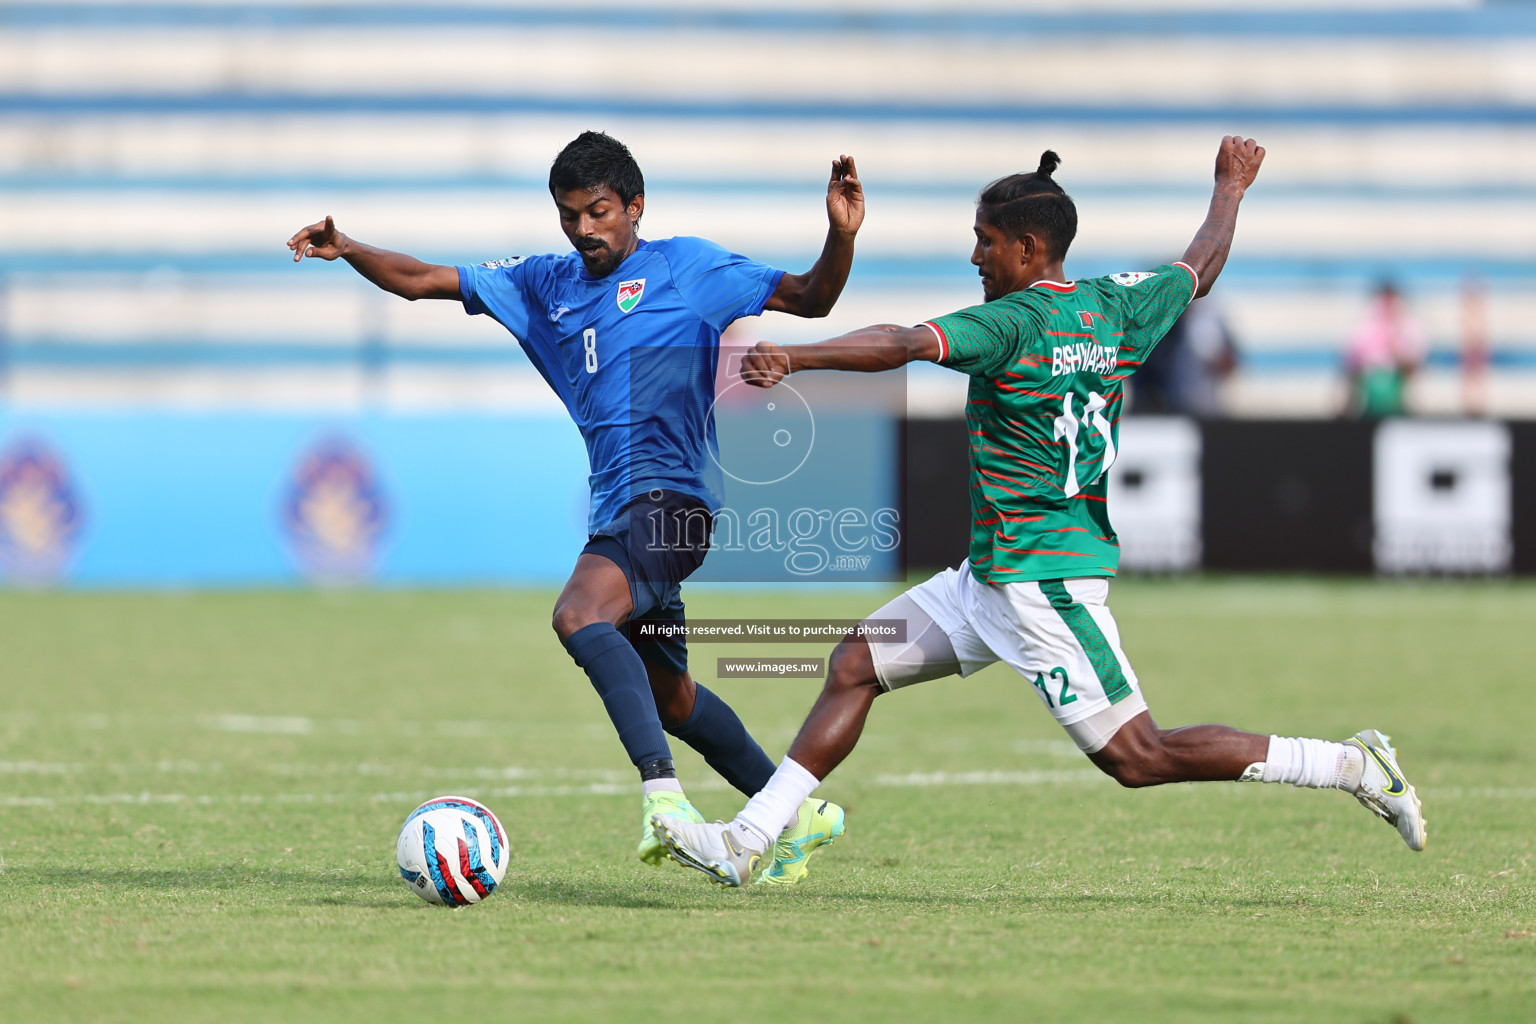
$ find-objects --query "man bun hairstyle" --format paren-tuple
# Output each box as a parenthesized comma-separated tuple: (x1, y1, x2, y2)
(549, 130, 646, 208)
(977, 149, 1077, 261)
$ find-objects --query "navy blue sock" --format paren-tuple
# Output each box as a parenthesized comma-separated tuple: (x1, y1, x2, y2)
(563, 622, 672, 772)
(666, 684, 777, 797)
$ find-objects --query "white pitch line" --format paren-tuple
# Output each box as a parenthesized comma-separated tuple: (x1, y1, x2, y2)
(197, 714, 316, 735)
(1417, 787, 1536, 800)
(0, 711, 613, 739)
(0, 759, 642, 782)
(874, 769, 1106, 787)
(0, 761, 82, 775)
(4, 779, 1531, 810)
(0, 781, 734, 809)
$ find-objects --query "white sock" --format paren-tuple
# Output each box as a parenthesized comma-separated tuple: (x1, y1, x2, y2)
(641, 777, 684, 798)
(1242, 736, 1363, 790)
(731, 758, 820, 851)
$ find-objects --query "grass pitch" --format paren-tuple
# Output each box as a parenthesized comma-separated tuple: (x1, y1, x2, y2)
(1, 578, 1533, 1023)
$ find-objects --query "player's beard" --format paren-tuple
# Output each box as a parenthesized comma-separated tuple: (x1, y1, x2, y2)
(578, 242, 624, 279)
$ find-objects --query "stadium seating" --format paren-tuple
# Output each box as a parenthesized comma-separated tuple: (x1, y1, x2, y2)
(1, 0, 1533, 416)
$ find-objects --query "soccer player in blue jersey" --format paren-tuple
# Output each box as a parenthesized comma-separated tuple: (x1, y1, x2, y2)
(287, 131, 861, 878)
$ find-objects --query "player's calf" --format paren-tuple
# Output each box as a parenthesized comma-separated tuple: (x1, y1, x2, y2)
(779, 635, 884, 780)
(1089, 714, 1269, 788)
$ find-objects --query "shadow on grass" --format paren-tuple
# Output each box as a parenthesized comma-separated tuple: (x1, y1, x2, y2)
(5, 865, 1325, 915)
(8, 865, 738, 912)
(5, 865, 412, 908)
(510, 877, 717, 911)
(803, 887, 1328, 912)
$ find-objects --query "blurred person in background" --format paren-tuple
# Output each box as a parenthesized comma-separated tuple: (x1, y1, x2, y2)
(1344, 280, 1425, 418)
(1128, 295, 1237, 416)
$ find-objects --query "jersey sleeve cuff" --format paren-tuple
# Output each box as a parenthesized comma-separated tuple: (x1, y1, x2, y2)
(921, 321, 949, 363)
(1172, 261, 1199, 300)
(751, 269, 787, 317)
(456, 266, 485, 316)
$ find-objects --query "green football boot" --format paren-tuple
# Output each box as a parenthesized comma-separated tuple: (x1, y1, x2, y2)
(755, 797, 846, 886)
(638, 790, 705, 866)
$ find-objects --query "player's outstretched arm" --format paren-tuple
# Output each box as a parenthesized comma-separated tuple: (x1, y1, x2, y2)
(287, 216, 461, 301)
(1179, 136, 1264, 299)
(739, 324, 938, 387)
(763, 156, 865, 318)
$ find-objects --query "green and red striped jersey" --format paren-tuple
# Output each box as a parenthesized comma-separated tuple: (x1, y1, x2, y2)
(923, 263, 1196, 584)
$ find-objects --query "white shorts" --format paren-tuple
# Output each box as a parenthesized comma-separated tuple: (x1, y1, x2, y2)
(866, 564, 1148, 754)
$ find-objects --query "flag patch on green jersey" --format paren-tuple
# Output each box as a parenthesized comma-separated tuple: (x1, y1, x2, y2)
(616, 278, 646, 313)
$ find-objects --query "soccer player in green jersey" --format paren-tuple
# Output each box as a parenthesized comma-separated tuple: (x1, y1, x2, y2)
(655, 136, 1426, 888)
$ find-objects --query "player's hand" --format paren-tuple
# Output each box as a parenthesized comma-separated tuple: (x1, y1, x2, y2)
(740, 341, 792, 388)
(825, 156, 864, 236)
(287, 215, 349, 262)
(1214, 136, 1264, 197)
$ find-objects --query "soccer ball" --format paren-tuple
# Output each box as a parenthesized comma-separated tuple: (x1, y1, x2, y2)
(396, 795, 509, 906)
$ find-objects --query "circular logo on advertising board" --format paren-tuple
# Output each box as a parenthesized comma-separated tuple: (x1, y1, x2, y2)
(281, 437, 388, 582)
(0, 438, 84, 584)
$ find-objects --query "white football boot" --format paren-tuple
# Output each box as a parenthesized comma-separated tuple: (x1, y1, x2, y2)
(653, 816, 764, 887)
(1346, 729, 1427, 851)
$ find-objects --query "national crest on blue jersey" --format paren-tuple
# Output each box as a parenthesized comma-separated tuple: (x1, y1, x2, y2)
(0, 437, 84, 583)
(616, 278, 646, 313)
(281, 436, 388, 581)
(1110, 271, 1158, 287)
(455, 237, 787, 532)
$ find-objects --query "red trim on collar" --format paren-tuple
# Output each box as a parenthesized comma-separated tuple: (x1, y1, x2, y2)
(1030, 280, 1077, 293)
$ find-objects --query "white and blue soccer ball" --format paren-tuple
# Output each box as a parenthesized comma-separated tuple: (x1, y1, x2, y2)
(396, 795, 509, 907)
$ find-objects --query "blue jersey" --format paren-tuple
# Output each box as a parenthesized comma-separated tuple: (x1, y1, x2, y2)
(458, 237, 784, 532)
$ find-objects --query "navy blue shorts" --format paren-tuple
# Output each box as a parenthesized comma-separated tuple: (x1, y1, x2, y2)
(583, 490, 712, 676)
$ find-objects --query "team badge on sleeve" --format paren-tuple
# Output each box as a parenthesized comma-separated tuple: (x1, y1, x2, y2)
(616, 279, 646, 313)
(479, 257, 525, 269)
(1110, 271, 1157, 287)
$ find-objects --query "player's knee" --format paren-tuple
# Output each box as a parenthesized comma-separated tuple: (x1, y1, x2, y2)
(1098, 757, 1158, 789)
(824, 637, 881, 698)
(1090, 733, 1166, 789)
(551, 600, 598, 643)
